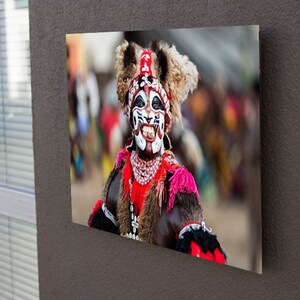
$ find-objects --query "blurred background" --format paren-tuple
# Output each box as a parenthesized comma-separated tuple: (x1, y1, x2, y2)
(66, 26, 261, 273)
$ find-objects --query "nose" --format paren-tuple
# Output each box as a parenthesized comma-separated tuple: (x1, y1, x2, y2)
(145, 117, 152, 124)
(145, 101, 151, 114)
(145, 100, 152, 121)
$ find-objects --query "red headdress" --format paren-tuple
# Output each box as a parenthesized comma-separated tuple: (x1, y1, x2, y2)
(115, 40, 199, 133)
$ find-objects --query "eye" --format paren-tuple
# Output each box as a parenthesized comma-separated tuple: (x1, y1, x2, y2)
(133, 95, 145, 108)
(152, 96, 164, 110)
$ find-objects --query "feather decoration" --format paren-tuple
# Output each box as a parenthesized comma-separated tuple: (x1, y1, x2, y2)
(114, 148, 128, 169)
(167, 167, 199, 212)
(156, 180, 165, 214)
(122, 157, 132, 201)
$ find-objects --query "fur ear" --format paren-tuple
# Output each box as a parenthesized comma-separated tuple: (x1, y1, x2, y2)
(151, 41, 199, 124)
(123, 42, 137, 68)
(150, 40, 169, 84)
(165, 45, 199, 124)
(115, 40, 141, 114)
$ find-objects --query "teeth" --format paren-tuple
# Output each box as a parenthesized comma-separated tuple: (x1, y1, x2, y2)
(142, 126, 154, 134)
(141, 125, 155, 139)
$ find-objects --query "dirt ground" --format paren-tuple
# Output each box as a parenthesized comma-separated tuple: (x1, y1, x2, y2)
(71, 165, 261, 273)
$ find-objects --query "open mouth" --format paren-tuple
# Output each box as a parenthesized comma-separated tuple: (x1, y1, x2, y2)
(141, 124, 157, 142)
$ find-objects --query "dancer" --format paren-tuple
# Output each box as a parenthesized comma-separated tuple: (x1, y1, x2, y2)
(89, 40, 226, 263)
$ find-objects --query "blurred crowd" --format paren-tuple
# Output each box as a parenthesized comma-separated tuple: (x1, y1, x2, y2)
(67, 46, 129, 181)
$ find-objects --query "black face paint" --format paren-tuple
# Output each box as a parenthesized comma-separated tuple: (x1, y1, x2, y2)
(151, 96, 164, 111)
(132, 95, 146, 109)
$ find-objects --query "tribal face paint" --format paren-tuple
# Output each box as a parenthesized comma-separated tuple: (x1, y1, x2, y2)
(131, 89, 165, 155)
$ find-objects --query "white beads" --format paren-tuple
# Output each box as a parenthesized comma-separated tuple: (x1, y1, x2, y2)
(124, 232, 139, 241)
(130, 151, 161, 185)
(124, 202, 141, 241)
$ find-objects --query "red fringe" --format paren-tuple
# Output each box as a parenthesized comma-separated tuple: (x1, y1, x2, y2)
(121, 151, 195, 215)
(131, 180, 152, 215)
(88, 199, 104, 226)
(122, 155, 132, 201)
(122, 154, 154, 215)
(190, 241, 226, 264)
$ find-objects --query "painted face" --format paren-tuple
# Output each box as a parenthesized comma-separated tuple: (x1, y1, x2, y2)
(131, 89, 165, 155)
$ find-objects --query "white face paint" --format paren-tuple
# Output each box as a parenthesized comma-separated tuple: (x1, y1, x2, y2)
(131, 89, 165, 155)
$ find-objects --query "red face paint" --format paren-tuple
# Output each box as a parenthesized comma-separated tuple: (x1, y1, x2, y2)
(140, 49, 153, 76)
(144, 84, 150, 98)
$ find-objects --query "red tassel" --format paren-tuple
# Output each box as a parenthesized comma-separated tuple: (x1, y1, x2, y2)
(122, 157, 132, 201)
(130, 180, 152, 215)
(189, 242, 226, 264)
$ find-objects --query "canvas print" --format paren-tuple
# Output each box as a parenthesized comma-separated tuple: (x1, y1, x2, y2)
(66, 26, 261, 273)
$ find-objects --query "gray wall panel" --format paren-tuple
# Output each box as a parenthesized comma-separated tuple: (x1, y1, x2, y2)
(29, 0, 300, 299)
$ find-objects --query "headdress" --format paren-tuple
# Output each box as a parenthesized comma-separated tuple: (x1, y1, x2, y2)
(115, 40, 199, 133)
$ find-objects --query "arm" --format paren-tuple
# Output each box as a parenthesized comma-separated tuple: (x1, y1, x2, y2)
(88, 168, 122, 234)
(163, 166, 227, 263)
(152, 191, 226, 263)
(174, 192, 227, 263)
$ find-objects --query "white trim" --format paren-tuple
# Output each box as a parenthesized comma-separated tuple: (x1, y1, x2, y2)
(178, 223, 202, 239)
(0, 187, 36, 224)
(102, 203, 118, 227)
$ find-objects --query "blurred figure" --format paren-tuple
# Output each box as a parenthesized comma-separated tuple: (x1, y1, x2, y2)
(223, 87, 245, 200)
(99, 78, 124, 180)
(67, 45, 85, 180)
(170, 119, 205, 187)
(68, 41, 101, 181)
(76, 73, 90, 137)
(244, 80, 261, 272)
(85, 68, 101, 160)
(189, 83, 232, 202)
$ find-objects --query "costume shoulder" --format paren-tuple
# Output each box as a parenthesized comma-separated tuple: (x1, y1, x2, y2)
(166, 162, 200, 213)
(164, 161, 203, 239)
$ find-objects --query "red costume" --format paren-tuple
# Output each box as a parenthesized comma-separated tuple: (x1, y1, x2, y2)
(89, 40, 226, 264)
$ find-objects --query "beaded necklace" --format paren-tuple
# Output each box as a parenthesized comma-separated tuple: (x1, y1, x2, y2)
(130, 151, 161, 185)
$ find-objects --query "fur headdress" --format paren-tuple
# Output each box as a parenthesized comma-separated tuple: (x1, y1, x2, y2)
(115, 40, 199, 132)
